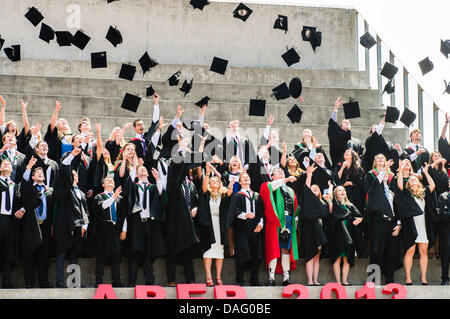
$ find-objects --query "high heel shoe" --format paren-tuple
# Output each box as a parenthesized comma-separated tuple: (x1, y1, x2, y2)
(206, 278, 214, 287)
(216, 278, 223, 285)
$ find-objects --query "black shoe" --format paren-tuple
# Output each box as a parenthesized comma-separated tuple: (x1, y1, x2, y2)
(55, 282, 67, 288)
(127, 282, 136, 288)
(25, 284, 33, 289)
(39, 282, 53, 288)
(441, 279, 449, 286)
(405, 282, 412, 286)
(342, 283, 352, 286)
(268, 279, 276, 286)
(145, 281, 154, 285)
(250, 281, 260, 287)
(421, 282, 428, 286)
(282, 280, 292, 286)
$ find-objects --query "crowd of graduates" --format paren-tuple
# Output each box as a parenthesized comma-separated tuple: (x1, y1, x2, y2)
(0, 93, 448, 289)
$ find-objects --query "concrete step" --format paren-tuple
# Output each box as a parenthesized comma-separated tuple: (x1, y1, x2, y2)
(3, 111, 406, 148)
(0, 77, 380, 107)
(0, 59, 370, 89)
(0, 285, 447, 299)
(6, 257, 445, 292)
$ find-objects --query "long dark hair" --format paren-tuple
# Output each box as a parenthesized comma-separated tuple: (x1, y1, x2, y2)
(342, 149, 362, 180)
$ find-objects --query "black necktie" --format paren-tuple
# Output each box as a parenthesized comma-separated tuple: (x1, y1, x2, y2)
(5, 178, 11, 211)
(247, 190, 254, 212)
(184, 179, 191, 211)
(142, 182, 148, 210)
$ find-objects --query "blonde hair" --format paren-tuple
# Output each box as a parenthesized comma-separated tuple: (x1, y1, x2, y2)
(115, 143, 136, 171)
(333, 186, 351, 206)
(398, 159, 414, 176)
(228, 155, 244, 172)
(108, 127, 125, 148)
(406, 175, 425, 200)
(372, 153, 387, 170)
(208, 176, 228, 200)
(5, 121, 18, 136)
(286, 156, 304, 177)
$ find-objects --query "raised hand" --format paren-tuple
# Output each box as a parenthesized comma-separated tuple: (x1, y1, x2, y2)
(151, 167, 160, 181)
(26, 156, 38, 171)
(267, 114, 274, 126)
(55, 100, 62, 111)
(176, 105, 184, 118)
(114, 186, 122, 199)
(153, 92, 159, 104)
(0, 95, 5, 107)
(71, 147, 82, 157)
(334, 96, 343, 110)
(306, 163, 317, 176)
(21, 99, 28, 110)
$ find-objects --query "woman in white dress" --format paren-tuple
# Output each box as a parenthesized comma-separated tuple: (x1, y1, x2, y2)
(397, 162, 436, 285)
(199, 162, 233, 286)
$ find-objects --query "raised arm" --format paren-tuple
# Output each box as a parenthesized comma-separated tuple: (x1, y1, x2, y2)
(117, 122, 132, 146)
(305, 163, 317, 188)
(280, 141, 287, 168)
(202, 162, 211, 194)
(397, 161, 404, 191)
(422, 163, 435, 193)
(0, 95, 6, 132)
(441, 113, 450, 139)
(95, 123, 103, 162)
(21, 99, 30, 135)
(50, 100, 62, 133)
(331, 96, 343, 123)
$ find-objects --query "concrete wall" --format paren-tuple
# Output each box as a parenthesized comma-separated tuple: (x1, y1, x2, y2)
(0, 0, 358, 70)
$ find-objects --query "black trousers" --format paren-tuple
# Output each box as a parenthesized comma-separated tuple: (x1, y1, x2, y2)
(55, 227, 83, 285)
(95, 253, 121, 285)
(439, 223, 450, 281)
(0, 215, 13, 286)
(376, 219, 400, 283)
(129, 221, 154, 285)
(24, 224, 49, 287)
(166, 246, 195, 283)
(236, 259, 260, 285)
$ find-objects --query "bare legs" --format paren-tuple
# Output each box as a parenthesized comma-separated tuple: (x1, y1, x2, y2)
(306, 250, 321, 285)
(404, 243, 429, 284)
(333, 256, 350, 285)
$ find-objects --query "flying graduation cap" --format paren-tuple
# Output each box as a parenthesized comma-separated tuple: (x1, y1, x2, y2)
(91, 51, 107, 68)
(443, 80, 450, 95)
(179, 79, 193, 96)
(146, 84, 155, 97)
(233, 3, 253, 22)
(55, 31, 73, 46)
(249, 99, 266, 117)
(380, 62, 398, 80)
(71, 30, 91, 50)
(360, 32, 377, 49)
(385, 106, 400, 124)
(281, 47, 300, 67)
(287, 104, 303, 124)
(195, 96, 211, 107)
(210, 56, 228, 75)
(106, 26, 123, 47)
(119, 63, 136, 81)
(301, 26, 322, 52)
(0, 37, 4, 51)
(166, 71, 181, 86)
(274, 15, 288, 33)
(399, 108, 416, 127)
(289, 77, 302, 99)
(383, 80, 395, 95)
(25, 7, 44, 27)
(39, 23, 55, 43)
(272, 82, 290, 101)
(441, 39, 450, 59)
(139, 51, 158, 74)
(190, 0, 210, 10)
(4, 45, 20, 62)
(418, 57, 434, 76)
(343, 100, 360, 119)
(121, 93, 141, 113)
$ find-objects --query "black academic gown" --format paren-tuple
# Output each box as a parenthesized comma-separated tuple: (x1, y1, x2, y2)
(92, 193, 127, 260)
(19, 181, 54, 259)
(1, 150, 26, 184)
(327, 119, 364, 169)
(52, 165, 89, 255)
(197, 189, 230, 253)
(248, 158, 272, 193)
(226, 191, 264, 266)
(222, 136, 256, 166)
(362, 131, 404, 173)
(328, 201, 362, 267)
(105, 140, 121, 165)
(299, 185, 329, 262)
(438, 137, 450, 172)
(126, 178, 167, 259)
(332, 164, 365, 215)
(293, 143, 331, 170)
(165, 152, 201, 256)
(403, 145, 430, 173)
(60, 151, 92, 194)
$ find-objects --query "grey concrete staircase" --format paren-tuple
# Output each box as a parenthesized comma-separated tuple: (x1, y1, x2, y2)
(0, 58, 407, 153)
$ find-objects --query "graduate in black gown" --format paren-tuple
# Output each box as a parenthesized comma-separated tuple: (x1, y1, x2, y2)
(259, 115, 283, 167)
(92, 177, 127, 287)
(248, 145, 273, 193)
(396, 162, 436, 285)
(44, 101, 74, 163)
(91, 123, 116, 197)
(329, 185, 363, 285)
(222, 120, 256, 167)
(436, 190, 450, 285)
(20, 165, 54, 288)
(438, 114, 450, 172)
(280, 148, 307, 200)
(403, 129, 430, 174)
(365, 165, 402, 284)
(114, 143, 139, 193)
(0, 132, 27, 183)
(52, 164, 89, 288)
(300, 163, 332, 286)
(293, 128, 331, 170)
(327, 97, 364, 169)
(165, 135, 205, 286)
(24, 140, 59, 188)
(125, 166, 166, 286)
(227, 172, 264, 286)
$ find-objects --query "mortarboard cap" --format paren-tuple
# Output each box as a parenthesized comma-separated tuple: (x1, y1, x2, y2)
(182, 117, 202, 131)
(121, 93, 141, 113)
(166, 71, 181, 86)
(399, 108, 416, 127)
(343, 101, 360, 119)
(360, 32, 377, 49)
(4, 45, 20, 62)
(71, 30, 91, 50)
(309, 31, 322, 52)
(380, 62, 398, 80)
(146, 84, 155, 97)
(383, 80, 395, 95)
(301, 26, 316, 41)
(106, 26, 122, 47)
(139, 51, 158, 74)
(233, 3, 253, 22)
(418, 57, 434, 76)
(39, 23, 54, 43)
(25, 7, 44, 27)
(287, 104, 303, 124)
(91, 51, 107, 68)
(210, 56, 228, 75)
(281, 48, 300, 67)
(107, 0, 119, 2)
(441, 39, 450, 59)
(443, 80, 450, 95)
(55, 31, 73, 46)
(195, 96, 211, 107)
(0, 37, 4, 51)
(119, 63, 136, 81)
(274, 15, 288, 33)
(190, 0, 210, 10)
(385, 106, 400, 123)
(180, 79, 193, 96)
(289, 77, 302, 99)
(249, 99, 266, 116)
(272, 82, 290, 101)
